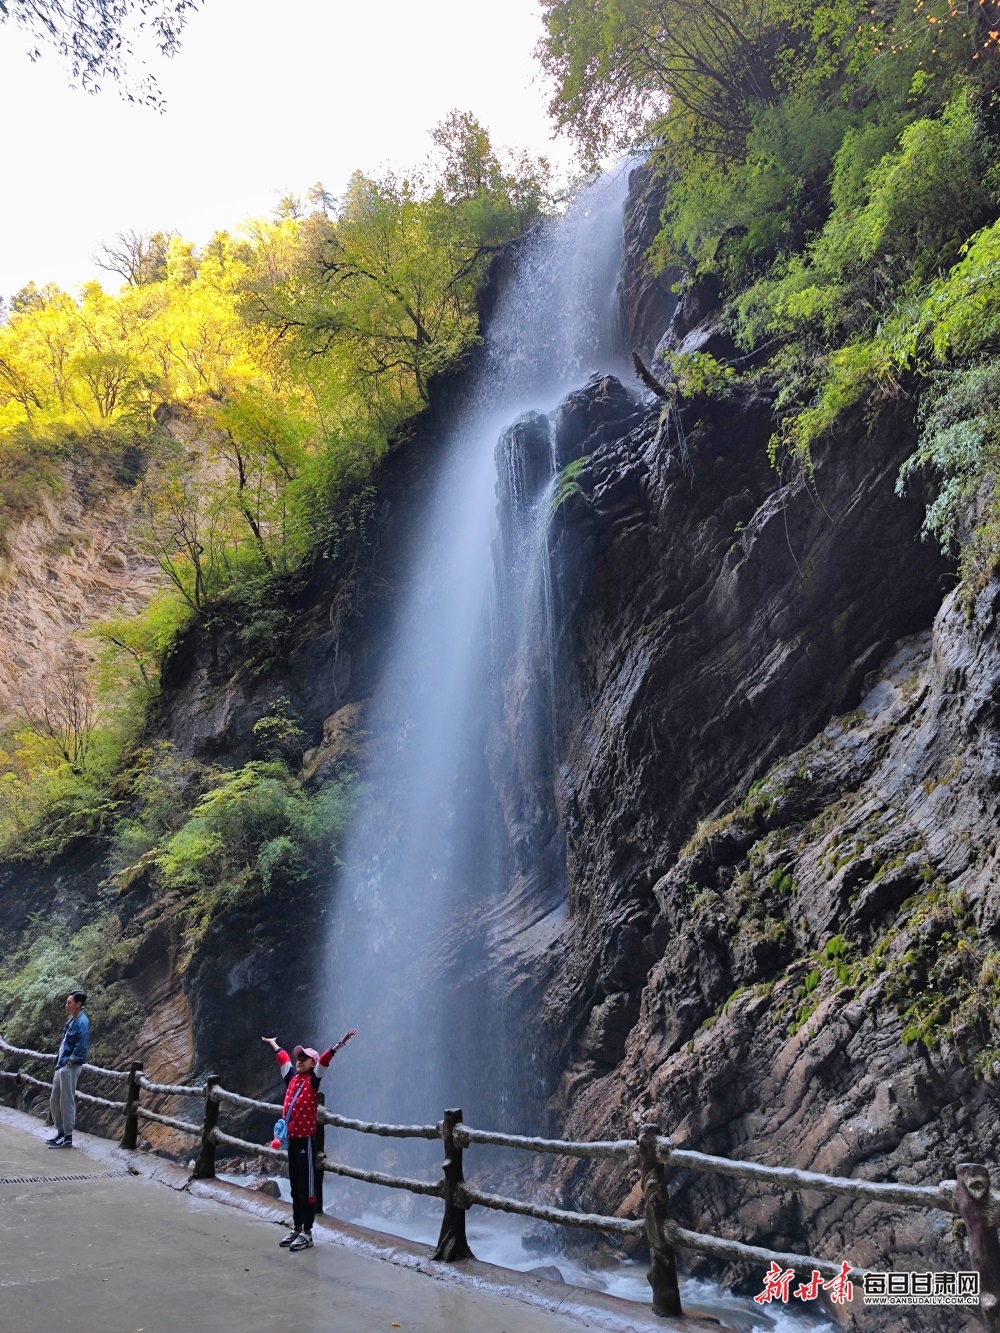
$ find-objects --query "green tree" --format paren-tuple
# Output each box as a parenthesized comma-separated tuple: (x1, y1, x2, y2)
(256, 115, 549, 423)
(537, 0, 863, 163)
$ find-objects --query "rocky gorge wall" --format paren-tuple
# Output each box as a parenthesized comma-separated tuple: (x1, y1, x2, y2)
(484, 167, 1000, 1330)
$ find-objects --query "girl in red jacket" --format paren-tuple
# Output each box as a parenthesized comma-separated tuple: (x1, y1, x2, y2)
(261, 1030, 356, 1250)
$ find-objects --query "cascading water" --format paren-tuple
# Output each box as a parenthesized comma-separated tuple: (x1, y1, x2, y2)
(316, 167, 633, 1141)
(300, 165, 833, 1333)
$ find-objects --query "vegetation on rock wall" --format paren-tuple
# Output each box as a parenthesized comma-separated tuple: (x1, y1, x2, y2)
(0, 717, 354, 1052)
(0, 117, 548, 1040)
(111, 740, 352, 964)
(534, 5, 1000, 1148)
(541, 0, 1000, 584)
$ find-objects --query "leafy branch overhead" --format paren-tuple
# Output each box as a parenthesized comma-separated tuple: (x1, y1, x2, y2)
(0, 0, 201, 103)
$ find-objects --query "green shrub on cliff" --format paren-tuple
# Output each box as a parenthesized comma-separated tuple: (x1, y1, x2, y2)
(0, 589, 192, 865)
(0, 742, 354, 1048)
(114, 752, 353, 962)
(541, 0, 1000, 573)
(0, 692, 127, 863)
(0, 913, 117, 1042)
(897, 362, 1000, 585)
(732, 90, 998, 459)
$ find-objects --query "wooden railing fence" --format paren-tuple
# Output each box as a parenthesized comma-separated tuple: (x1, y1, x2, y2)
(1, 1034, 996, 1323)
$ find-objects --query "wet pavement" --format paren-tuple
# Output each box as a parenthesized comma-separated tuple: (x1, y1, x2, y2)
(0, 1110, 706, 1333)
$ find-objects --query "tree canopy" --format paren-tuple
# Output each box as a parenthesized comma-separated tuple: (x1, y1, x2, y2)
(0, 113, 550, 864)
(539, 0, 1000, 165)
(252, 113, 550, 423)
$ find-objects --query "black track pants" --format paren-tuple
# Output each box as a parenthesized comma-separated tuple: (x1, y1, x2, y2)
(287, 1136, 317, 1231)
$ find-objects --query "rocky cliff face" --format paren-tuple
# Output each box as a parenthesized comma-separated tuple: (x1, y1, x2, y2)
(555, 593, 1000, 1313)
(482, 166, 1000, 1329)
(0, 456, 161, 720)
(532, 368, 945, 1070)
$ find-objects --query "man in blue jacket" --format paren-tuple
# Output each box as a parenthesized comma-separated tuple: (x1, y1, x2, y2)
(48, 991, 89, 1148)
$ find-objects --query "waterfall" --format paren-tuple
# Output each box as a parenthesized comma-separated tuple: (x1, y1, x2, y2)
(316, 166, 633, 1142)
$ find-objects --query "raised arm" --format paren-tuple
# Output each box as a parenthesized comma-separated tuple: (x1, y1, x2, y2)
(317, 1030, 357, 1073)
(262, 1036, 290, 1072)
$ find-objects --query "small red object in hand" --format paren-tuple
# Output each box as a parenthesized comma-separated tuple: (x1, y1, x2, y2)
(270, 1138, 282, 1150)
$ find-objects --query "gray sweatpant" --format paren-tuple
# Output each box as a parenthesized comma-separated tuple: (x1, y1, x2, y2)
(49, 1064, 82, 1137)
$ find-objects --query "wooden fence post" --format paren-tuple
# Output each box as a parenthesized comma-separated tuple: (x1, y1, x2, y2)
(433, 1108, 475, 1262)
(192, 1074, 220, 1180)
(3, 1069, 23, 1111)
(955, 1163, 1000, 1331)
(120, 1061, 143, 1150)
(314, 1092, 325, 1216)
(637, 1123, 682, 1319)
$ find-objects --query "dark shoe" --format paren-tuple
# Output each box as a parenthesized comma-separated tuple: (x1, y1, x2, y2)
(279, 1230, 299, 1247)
(288, 1233, 314, 1251)
(47, 1136, 66, 1148)
(54, 1136, 73, 1148)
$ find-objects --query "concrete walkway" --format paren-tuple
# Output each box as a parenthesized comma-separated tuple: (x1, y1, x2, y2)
(0, 1109, 717, 1333)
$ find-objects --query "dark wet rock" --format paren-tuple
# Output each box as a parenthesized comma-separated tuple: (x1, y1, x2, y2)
(302, 701, 367, 784)
(505, 368, 946, 1088)
(496, 411, 552, 513)
(621, 161, 678, 361)
(245, 1175, 282, 1198)
(579, 991, 640, 1067)
(527, 1264, 567, 1283)
(533, 592, 1000, 1330)
(652, 269, 740, 372)
(494, 411, 553, 596)
(552, 374, 646, 473)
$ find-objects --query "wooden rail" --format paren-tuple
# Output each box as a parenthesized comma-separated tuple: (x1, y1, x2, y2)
(2, 1032, 992, 1322)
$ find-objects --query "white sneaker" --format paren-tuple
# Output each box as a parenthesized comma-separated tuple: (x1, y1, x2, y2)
(289, 1233, 314, 1251)
(278, 1231, 299, 1247)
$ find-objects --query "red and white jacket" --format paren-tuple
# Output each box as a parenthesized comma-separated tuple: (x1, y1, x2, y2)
(275, 1048, 333, 1138)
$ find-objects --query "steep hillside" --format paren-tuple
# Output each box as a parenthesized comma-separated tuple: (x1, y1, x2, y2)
(0, 457, 161, 719)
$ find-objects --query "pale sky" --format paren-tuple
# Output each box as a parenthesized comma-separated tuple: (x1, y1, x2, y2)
(0, 0, 576, 299)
